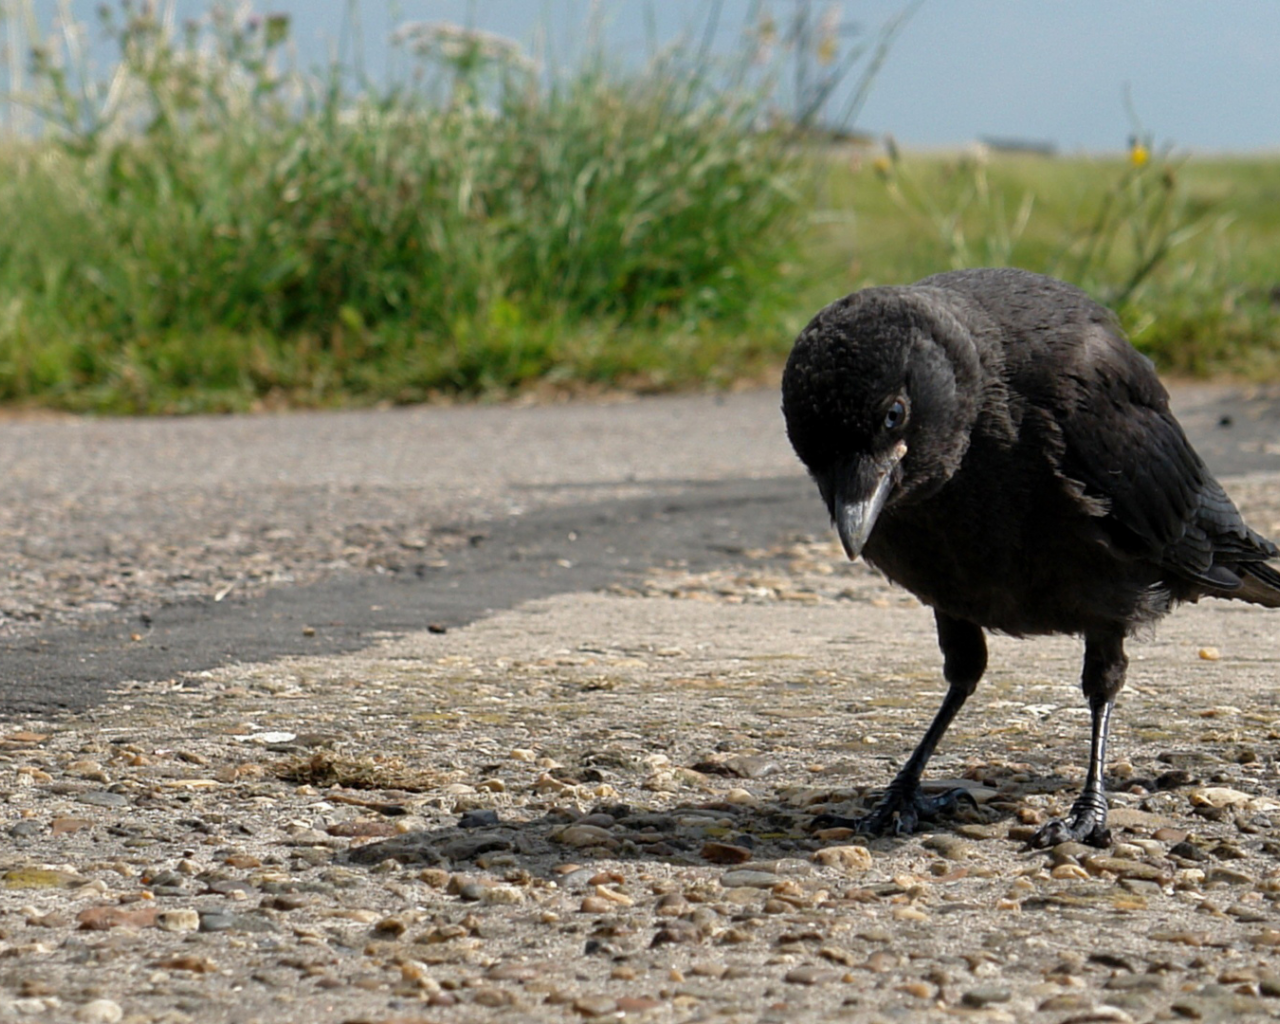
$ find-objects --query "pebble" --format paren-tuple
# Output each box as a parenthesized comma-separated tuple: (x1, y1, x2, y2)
(720, 869, 779, 889)
(553, 824, 617, 849)
(922, 834, 972, 860)
(155, 909, 200, 933)
(1082, 856, 1165, 881)
(4, 869, 83, 895)
(76, 791, 129, 808)
(573, 995, 618, 1017)
(77, 906, 158, 930)
(480, 885, 526, 905)
(458, 809, 501, 828)
(652, 921, 703, 946)
(73, 1000, 123, 1024)
(961, 985, 1011, 1007)
(700, 841, 752, 864)
(785, 966, 841, 985)
(724, 755, 779, 779)
(1049, 841, 1095, 865)
(198, 911, 277, 934)
(1206, 866, 1256, 886)
(810, 845, 873, 874)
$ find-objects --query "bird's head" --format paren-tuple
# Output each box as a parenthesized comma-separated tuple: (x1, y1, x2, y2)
(781, 287, 984, 560)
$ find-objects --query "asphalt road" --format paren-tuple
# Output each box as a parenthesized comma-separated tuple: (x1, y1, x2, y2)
(2, 383, 1278, 716)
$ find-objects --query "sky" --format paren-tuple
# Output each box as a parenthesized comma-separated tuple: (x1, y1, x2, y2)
(33, 1, 1280, 152)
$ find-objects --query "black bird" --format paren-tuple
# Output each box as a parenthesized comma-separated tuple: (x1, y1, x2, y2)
(781, 267, 1280, 847)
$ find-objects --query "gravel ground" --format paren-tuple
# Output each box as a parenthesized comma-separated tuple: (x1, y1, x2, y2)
(3, 526, 1280, 1023)
(0, 387, 1279, 1023)
(0, 394, 798, 639)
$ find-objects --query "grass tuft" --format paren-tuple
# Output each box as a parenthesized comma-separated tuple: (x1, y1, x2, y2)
(0, 3, 1275, 413)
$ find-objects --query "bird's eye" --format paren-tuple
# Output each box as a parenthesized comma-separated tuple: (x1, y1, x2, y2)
(883, 399, 907, 431)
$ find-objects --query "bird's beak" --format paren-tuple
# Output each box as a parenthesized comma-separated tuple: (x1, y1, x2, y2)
(833, 443, 906, 560)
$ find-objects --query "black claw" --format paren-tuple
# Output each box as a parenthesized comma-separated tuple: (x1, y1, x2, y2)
(1028, 793, 1112, 848)
(811, 785, 978, 838)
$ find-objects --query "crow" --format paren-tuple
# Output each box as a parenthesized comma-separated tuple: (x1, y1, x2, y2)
(781, 267, 1280, 847)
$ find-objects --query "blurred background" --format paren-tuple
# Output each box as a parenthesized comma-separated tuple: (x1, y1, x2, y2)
(1, 0, 1277, 414)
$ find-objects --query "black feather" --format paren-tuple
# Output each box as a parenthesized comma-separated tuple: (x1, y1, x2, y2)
(782, 268, 1280, 845)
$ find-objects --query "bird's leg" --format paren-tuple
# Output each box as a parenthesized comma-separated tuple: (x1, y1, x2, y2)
(814, 612, 986, 837)
(1031, 631, 1127, 848)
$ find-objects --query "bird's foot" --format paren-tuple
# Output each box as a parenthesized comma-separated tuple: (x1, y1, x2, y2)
(1028, 790, 1111, 848)
(812, 783, 977, 837)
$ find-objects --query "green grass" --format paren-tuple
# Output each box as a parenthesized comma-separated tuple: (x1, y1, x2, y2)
(0, 4, 1277, 413)
(808, 149, 1280, 379)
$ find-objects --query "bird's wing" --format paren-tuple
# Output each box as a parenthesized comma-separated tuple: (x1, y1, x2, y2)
(1033, 324, 1253, 587)
(918, 269, 1275, 587)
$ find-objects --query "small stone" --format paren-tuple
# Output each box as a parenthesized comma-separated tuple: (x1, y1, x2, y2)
(77, 906, 158, 931)
(652, 921, 703, 946)
(579, 896, 612, 914)
(590, 884, 633, 907)
(198, 911, 276, 933)
(325, 820, 397, 838)
(1199, 646, 1221, 660)
(486, 963, 542, 982)
(1105, 974, 1165, 992)
(1170, 840, 1210, 862)
(724, 755, 779, 779)
(1260, 973, 1280, 997)
(700, 842, 752, 865)
(77, 790, 129, 808)
(1038, 993, 1093, 1011)
(554, 825, 617, 849)
(1082, 856, 1164, 881)
(720, 869, 779, 889)
(898, 981, 935, 999)
(961, 985, 1011, 1007)
(155, 909, 200, 933)
(866, 951, 897, 972)
(921, 834, 972, 860)
(1049, 841, 1094, 865)
(810, 845, 873, 874)
(481, 885, 525, 906)
(616, 996, 662, 1013)
(573, 995, 618, 1017)
(3, 868, 85, 890)
(1192, 787, 1280, 812)
(73, 999, 123, 1023)
(1206, 866, 1256, 886)
(785, 966, 840, 985)
(819, 946, 859, 967)
(50, 817, 94, 836)
(656, 893, 690, 916)
(458, 809, 501, 828)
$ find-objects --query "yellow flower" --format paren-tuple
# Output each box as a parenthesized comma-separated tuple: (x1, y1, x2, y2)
(872, 155, 892, 180)
(1129, 143, 1149, 168)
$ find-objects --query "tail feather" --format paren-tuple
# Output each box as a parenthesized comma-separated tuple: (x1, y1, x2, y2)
(1233, 561, 1280, 608)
